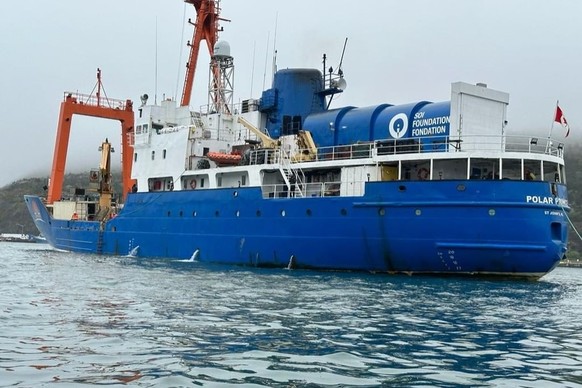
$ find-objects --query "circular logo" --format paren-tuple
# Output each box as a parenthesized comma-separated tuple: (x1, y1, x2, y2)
(388, 113, 408, 139)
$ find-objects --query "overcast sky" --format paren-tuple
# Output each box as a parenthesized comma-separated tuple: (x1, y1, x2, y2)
(1, 0, 581, 188)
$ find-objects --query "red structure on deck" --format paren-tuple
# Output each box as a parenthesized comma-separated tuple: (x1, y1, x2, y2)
(47, 69, 134, 204)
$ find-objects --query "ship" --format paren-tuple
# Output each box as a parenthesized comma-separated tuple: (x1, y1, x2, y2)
(24, 0, 569, 279)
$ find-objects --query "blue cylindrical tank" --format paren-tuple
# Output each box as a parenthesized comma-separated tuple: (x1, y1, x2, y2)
(305, 100, 451, 148)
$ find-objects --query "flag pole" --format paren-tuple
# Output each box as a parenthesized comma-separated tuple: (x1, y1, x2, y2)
(546, 100, 558, 153)
(548, 100, 558, 139)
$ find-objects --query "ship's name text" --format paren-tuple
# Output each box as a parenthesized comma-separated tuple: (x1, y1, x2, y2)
(526, 195, 568, 206)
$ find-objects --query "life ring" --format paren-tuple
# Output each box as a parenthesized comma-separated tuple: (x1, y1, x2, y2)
(417, 168, 430, 180)
(190, 179, 197, 189)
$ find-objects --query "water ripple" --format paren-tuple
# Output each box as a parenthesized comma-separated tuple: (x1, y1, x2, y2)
(0, 243, 581, 386)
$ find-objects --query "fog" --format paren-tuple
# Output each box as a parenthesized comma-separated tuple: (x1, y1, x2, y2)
(1, 0, 580, 187)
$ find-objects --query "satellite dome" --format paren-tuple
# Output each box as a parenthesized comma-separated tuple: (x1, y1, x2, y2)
(214, 40, 231, 58)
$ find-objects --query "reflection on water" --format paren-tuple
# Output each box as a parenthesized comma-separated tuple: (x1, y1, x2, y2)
(0, 243, 581, 387)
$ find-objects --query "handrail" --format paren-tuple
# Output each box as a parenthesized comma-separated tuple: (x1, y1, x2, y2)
(262, 181, 342, 199)
(63, 91, 129, 110)
(249, 134, 565, 166)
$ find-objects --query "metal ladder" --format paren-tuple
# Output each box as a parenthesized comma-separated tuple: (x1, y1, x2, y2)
(96, 229, 104, 255)
(190, 112, 205, 131)
(279, 150, 305, 198)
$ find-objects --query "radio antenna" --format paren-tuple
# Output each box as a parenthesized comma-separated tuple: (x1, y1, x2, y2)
(326, 37, 349, 109)
(337, 37, 348, 75)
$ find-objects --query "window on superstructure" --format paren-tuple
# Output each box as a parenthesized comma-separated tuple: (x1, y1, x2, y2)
(470, 158, 500, 180)
(432, 160, 467, 180)
(501, 159, 521, 180)
(543, 161, 561, 182)
(134, 153, 137, 162)
(524, 160, 541, 181)
(163, 149, 167, 159)
(241, 175, 246, 186)
(217, 175, 223, 187)
(200, 178, 205, 188)
(151, 151, 155, 160)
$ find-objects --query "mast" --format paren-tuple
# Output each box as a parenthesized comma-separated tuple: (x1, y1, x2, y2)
(180, 0, 223, 107)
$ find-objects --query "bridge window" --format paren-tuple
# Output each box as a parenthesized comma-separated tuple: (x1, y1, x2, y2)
(470, 158, 500, 180)
(151, 151, 155, 160)
(501, 159, 521, 180)
(524, 160, 541, 181)
(543, 161, 562, 183)
(433, 159, 467, 180)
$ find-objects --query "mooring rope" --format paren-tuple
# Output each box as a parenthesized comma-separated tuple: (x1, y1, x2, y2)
(562, 205, 582, 242)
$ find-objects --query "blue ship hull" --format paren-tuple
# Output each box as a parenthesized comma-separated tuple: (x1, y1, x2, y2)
(25, 180, 568, 278)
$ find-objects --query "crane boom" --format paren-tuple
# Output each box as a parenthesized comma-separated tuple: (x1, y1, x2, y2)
(180, 0, 220, 107)
(237, 117, 279, 149)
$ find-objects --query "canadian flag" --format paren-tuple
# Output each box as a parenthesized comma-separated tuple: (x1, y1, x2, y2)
(555, 105, 570, 137)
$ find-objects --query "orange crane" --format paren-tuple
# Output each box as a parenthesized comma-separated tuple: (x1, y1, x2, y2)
(180, 0, 227, 107)
(47, 69, 134, 204)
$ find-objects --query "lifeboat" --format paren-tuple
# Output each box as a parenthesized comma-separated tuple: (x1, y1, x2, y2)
(206, 151, 242, 166)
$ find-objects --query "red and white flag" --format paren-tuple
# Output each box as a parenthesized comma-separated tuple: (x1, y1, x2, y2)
(555, 105, 570, 137)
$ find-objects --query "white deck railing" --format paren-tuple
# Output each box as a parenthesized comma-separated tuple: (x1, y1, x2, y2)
(249, 135, 564, 166)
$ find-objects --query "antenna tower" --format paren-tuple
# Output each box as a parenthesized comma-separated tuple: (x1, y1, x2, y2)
(181, 0, 229, 107)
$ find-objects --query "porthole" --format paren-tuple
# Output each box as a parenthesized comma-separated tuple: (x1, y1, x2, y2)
(233, 191, 238, 197)
(235, 210, 240, 217)
(306, 209, 312, 216)
(457, 184, 466, 192)
(341, 208, 347, 216)
(215, 210, 220, 217)
(281, 210, 286, 217)
(489, 209, 496, 216)
(378, 208, 385, 216)
(179, 211, 183, 217)
(167, 211, 171, 217)
(192, 211, 197, 217)
(256, 210, 261, 217)
(415, 209, 422, 216)
(398, 185, 406, 192)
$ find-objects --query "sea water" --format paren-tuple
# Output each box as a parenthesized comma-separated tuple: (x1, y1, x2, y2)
(0, 242, 581, 387)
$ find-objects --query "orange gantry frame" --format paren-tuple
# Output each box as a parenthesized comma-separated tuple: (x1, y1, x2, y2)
(180, 0, 221, 107)
(47, 70, 134, 204)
